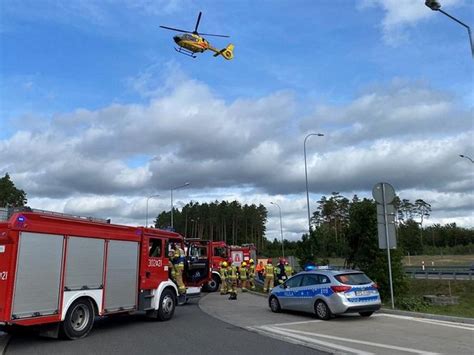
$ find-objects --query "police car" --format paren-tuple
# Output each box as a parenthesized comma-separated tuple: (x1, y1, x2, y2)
(268, 267, 381, 320)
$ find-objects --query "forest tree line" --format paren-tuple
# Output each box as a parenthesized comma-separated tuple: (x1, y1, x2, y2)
(154, 200, 269, 250)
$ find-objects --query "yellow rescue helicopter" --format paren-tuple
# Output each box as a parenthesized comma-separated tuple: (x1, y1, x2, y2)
(160, 12, 234, 60)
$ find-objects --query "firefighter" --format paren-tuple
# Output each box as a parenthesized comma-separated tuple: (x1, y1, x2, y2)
(275, 258, 287, 285)
(240, 261, 248, 292)
(263, 258, 274, 293)
(226, 258, 238, 300)
(248, 259, 256, 290)
(220, 261, 228, 295)
(171, 243, 186, 295)
(284, 259, 293, 278)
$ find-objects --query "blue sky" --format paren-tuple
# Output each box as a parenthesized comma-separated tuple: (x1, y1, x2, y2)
(1, 0, 473, 239)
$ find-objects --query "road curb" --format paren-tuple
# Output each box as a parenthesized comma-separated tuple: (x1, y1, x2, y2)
(0, 332, 11, 355)
(248, 290, 266, 298)
(380, 308, 474, 324)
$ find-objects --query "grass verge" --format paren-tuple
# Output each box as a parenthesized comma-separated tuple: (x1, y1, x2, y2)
(395, 279, 474, 318)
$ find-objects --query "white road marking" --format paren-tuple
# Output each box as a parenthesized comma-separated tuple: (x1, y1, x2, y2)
(271, 319, 322, 327)
(273, 326, 441, 355)
(377, 314, 474, 331)
(249, 325, 374, 355)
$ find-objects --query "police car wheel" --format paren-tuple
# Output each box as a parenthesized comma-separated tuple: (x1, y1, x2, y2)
(359, 311, 374, 317)
(315, 300, 332, 320)
(61, 298, 95, 339)
(269, 296, 281, 313)
(157, 289, 176, 321)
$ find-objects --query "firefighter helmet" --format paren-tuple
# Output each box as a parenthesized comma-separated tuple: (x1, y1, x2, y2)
(249, 259, 254, 264)
(222, 261, 228, 267)
(242, 262, 247, 267)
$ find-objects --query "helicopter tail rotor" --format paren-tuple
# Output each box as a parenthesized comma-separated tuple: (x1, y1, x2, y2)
(213, 44, 234, 60)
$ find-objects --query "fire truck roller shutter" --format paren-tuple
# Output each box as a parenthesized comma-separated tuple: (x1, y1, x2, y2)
(12, 232, 64, 319)
(104, 240, 139, 312)
(65, 237, 104, 291)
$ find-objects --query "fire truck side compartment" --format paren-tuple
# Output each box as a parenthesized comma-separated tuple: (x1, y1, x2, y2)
(65, 237, 104, 291)
(12, 232, 64, 319)
(104, 240, 139, 312)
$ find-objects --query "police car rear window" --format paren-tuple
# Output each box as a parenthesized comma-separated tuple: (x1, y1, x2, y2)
(335, 273, 371, 285)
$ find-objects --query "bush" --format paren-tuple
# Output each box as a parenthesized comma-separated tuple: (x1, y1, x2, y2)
(396, 296, 430, 312)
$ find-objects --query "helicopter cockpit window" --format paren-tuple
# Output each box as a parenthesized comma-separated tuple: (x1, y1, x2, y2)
(183, 34, 196, 41)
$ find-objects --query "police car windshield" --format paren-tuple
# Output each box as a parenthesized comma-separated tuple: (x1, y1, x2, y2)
(335, 273, 371, 285)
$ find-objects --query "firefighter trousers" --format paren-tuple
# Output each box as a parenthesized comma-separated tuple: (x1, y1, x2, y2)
(263, 276, 274, 292)
(227, 278, 237, 299)
(248, 275, 255, 290)
(173, 263, 186, 294)
(241, 277, 248, 291)
(220, 278, 228, 294)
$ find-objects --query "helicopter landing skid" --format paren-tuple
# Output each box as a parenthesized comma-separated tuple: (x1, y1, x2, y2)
(174, 47, 197, 58)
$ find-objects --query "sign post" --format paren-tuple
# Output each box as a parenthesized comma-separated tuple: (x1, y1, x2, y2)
(372, 182, 397, 309)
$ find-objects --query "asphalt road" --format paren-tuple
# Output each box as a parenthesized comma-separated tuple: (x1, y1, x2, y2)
(4, 299, 322, 355)
(201, 292, 474, 355)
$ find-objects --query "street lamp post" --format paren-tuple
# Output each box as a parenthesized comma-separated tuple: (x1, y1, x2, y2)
(170, 182, 190, 229)
(459, 154, 474, 163)
(304, 133, 324, 236)
(425, 0, 474, 58)
(270, 202, 285, 258)
(146, 194, 160, 228)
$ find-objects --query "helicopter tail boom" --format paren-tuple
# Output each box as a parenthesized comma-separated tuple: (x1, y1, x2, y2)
(213, 44, 234, 60)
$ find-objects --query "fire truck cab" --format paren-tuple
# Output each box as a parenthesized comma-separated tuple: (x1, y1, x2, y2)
(205, 242, 257, 292)
(0, 210, 211, 339)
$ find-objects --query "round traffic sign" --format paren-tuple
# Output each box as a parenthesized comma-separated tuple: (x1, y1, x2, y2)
(372, 182, 396, 204)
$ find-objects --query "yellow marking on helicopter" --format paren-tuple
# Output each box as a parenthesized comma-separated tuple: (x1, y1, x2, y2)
(160, 12, 234, 60)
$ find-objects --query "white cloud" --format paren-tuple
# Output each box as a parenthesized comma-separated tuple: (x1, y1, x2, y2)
(360, 0, 463, 45)
(2, 76, 473, 238)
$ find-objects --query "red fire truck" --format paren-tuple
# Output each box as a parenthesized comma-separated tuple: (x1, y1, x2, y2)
(0, 210, 211, 339)
(205, 242, 257, 292)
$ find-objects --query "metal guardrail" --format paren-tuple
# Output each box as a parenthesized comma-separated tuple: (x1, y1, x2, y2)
(406, 270, 473, 280)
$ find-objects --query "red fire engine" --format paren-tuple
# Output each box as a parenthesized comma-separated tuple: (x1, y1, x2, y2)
(205, 242, 257, 292)
(0, 210, 211, 339)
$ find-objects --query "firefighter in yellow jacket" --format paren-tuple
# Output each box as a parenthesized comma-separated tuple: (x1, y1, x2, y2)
(170, 243, 186, 294)
(226, 258, 238, 300)
(263, 258, 274, 293)
(248, 259, 256, 291)
(284, 260, 293, 278)
(220, 261, 228, 295)
(240, 261, 248, 292)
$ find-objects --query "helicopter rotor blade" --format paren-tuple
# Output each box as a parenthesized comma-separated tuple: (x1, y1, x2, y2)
(159, 25, 192, 34)
(194, 11, 202, 33)
(199, 33, 230, 38)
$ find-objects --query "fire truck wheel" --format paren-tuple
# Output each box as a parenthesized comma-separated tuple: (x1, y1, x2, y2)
(206, 274, 220, 293)
(157, 289, 176, 321)
(61, 298, 95, 339)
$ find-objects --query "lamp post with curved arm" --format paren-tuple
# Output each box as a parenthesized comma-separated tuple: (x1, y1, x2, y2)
(146, 194, 160, 228)
(270, 202, 285, 258)
(170, 182, 190, 229)
(425, 0, 474, 58)
(304, 133, 324, 236)
(459, 154, 474, 163)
